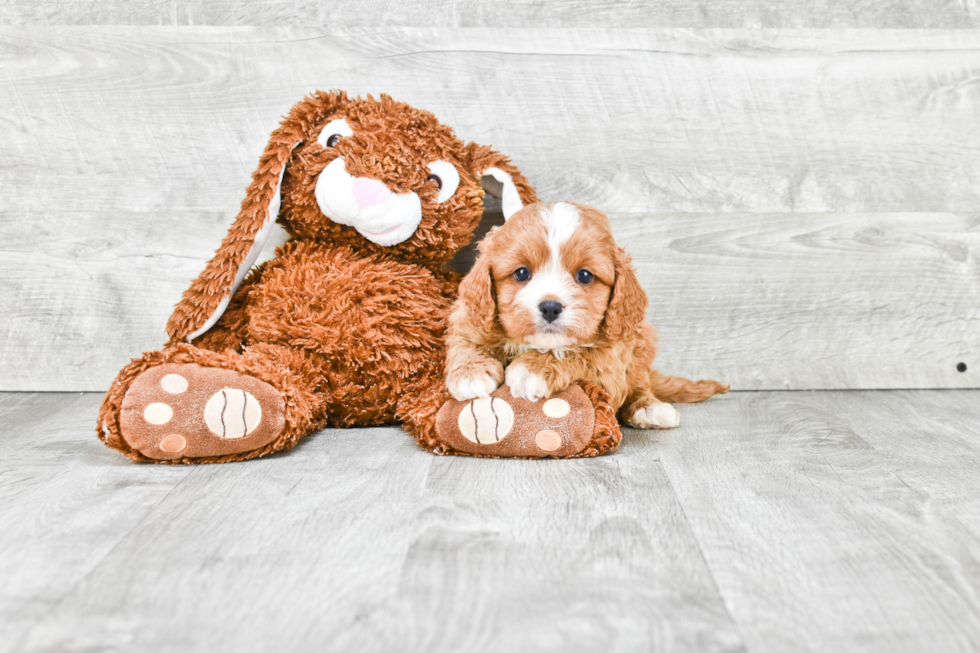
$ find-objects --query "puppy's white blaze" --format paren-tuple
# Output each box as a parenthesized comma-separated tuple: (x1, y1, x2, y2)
(542, 202, 581, 252)
(514, 202, 583, 348)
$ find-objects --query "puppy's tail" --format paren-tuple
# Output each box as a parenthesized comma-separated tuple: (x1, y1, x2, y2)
(651, 371, 729, 403)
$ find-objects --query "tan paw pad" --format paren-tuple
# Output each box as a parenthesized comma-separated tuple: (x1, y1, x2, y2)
(119, 362, 286, 461)
(143, 403, 173, 425)
(542, 398, 570, 418)
(160, 373, 188, 394)
(158, 434, 186, 453)
(436, 384, 596, 458)
(534, 429, 562, 451)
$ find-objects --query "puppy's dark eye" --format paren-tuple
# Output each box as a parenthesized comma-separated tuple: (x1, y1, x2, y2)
(576, 269, 594, 284)
(427, 174, 442, 190)
(514, 267, 531, 282)
(325, 134, 341, 148)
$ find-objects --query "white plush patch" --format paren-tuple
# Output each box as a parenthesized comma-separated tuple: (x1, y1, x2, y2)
(448, 372, 500, 402)
(204, 389, 262, 438)
(514, 203, 583, 349)
(187, 140, 301, 342)
(160, 374, 188, 394)
(542, 398, 570, 418)
(316, 118, 353, 147)
(457, 397, 514, 444)
(314, 157, 423, 247)
(628, 403, 681, 429)
(143, 402, 173, 425)
(505, 363, 550, 402)
(482, 167, 523, 220)
(427, 160, 460, 203)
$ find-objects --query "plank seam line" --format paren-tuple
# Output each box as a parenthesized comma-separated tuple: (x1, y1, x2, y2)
(643, 455, 749, 650)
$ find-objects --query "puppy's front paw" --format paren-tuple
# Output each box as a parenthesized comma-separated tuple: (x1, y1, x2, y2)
(447, 369, 500, 401)
(628, 403, 680, 429)
(505, 363, 551, 402)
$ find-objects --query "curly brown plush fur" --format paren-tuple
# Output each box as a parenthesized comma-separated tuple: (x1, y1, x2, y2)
(97, 91, 552, 464)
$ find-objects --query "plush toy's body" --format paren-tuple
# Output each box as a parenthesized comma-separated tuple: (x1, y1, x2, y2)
(98, 91, 551, 463)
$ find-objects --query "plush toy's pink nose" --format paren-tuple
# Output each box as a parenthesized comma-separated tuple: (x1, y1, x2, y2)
(352, 177, 391, 209)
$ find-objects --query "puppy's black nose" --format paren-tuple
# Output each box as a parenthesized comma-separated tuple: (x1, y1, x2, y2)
(539, 301, 563, 323)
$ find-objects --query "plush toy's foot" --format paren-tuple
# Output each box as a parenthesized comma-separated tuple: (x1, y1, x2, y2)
(117, 363, 286, 461)
(434, 382, 621, 458)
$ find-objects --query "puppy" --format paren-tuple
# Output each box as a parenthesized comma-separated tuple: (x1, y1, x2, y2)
(445, 201, 728, 429)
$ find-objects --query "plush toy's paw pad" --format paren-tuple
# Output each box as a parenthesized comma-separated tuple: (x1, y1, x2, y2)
(119, 363, 285, 461)
(436, 385, 595, 457)
(628, 403, 680, 429)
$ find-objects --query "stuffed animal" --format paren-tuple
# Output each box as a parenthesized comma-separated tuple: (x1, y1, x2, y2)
(97, 91, 708, 464)
(97, 90, 550, 463)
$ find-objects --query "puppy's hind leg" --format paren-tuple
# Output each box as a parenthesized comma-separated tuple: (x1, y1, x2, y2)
(620, 379, 681, 430)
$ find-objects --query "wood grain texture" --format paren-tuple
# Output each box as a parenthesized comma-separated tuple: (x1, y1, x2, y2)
(654, 390, 980, 652)
(1, 0, 978, 28)
(9, 393, 743, 653)
(6, 390, 980, 651)
(2, 28, 979, 390)
(4, 210, 975, 391)
(0, 393, 194, 649)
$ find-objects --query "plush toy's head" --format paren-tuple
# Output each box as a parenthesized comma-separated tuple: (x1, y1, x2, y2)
(278, 92, 535, 267)
(168, 90, 538, 342)
(242, 92, 534, 267)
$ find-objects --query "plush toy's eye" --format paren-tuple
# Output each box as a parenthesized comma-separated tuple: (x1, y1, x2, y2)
(317, 118, 353, 149)
(514, 267, 531, 282)
(576, 269, 594, 284)
(427, 161, 460, 203)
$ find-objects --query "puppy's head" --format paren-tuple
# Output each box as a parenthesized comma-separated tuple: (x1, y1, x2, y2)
(458, 202, 647, 348)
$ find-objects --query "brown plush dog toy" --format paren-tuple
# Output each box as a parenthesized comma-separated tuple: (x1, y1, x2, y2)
(97, 90, 543, 463)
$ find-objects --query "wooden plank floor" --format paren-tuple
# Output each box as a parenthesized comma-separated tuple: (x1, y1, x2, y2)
(3, 390, 980, 652)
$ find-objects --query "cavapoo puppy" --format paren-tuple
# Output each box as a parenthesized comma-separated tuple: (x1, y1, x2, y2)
(445, 201, 728, 429)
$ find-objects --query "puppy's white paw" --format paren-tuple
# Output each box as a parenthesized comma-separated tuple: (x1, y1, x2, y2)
(448, 373, 499, 401)
(505, 363, 551, 402)
(628, 403, 680, 429)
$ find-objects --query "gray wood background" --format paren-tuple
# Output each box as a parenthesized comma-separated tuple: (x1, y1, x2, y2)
(1, 12, 979, 391)
(7, 390, 980, 652)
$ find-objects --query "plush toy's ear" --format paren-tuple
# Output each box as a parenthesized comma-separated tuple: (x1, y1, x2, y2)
(457, 246, 497, 334)
(465, 143, 538, 221)
(602, 248, 648, 341)
(165, 108, 313, 343)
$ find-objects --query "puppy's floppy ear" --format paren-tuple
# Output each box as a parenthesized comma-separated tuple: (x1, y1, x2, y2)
(457, 246, 497, 334)
(602, 248, 648, 341)
(464, 143, 538, 221)
(166, 92, 347, 343)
